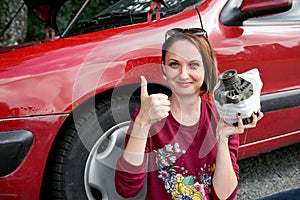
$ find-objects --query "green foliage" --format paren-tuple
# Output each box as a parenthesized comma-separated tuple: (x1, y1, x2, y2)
(25, 9, 45, 42)
(25, 0, 119, 42)
(0, 0, 28, 47)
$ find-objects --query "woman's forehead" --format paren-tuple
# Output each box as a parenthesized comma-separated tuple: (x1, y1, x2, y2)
(166, 40, 203, 62)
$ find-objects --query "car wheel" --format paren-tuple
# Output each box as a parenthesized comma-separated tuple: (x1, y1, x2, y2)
(44, 95, 146, 200)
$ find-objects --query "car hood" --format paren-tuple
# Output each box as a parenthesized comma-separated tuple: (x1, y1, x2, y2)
(24, 0, 68, 29)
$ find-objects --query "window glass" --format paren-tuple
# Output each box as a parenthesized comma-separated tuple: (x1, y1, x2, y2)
(98, 0, 201, 16)
(65, 0, 204, 37)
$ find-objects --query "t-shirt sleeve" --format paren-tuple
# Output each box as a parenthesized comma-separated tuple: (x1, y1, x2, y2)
(211, 134, 240, 200)
(114, 108, 148, 198)
(228, 134, 240, 181)
(115, 154, 147, 198)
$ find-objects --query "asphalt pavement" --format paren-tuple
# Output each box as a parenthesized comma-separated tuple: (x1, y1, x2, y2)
(236, 142, 300, 199)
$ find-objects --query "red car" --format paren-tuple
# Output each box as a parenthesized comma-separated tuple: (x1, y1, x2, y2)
(0, 0, 299, 199)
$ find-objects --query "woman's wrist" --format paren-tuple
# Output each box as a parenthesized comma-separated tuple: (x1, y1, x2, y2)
(129, 118, 151, 140)
(216, 134, 229, 144)
(135, 112, 152, 128)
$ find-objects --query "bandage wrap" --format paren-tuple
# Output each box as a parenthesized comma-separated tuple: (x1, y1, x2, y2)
(213, 68, 263, 125)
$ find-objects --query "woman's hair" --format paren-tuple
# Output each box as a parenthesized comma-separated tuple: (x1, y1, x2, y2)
(161, 32, 218, 96)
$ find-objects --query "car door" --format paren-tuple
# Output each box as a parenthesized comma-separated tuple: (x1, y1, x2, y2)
(216, 0, 300, 158)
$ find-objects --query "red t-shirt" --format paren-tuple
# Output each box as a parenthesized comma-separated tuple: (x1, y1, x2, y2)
(115, 98, 239, 200)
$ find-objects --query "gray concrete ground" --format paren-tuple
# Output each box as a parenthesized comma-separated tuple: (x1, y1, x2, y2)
(236, 142, 300, 199)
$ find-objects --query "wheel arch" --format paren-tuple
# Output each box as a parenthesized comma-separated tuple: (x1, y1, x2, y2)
(39, 82, 170, 198)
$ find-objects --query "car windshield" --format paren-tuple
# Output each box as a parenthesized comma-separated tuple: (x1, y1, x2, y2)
(65, 0, 204, 37)
(98, 0, 201, 16)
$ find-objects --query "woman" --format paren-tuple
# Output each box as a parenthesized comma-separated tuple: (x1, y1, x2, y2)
(115, 28, 263, 200)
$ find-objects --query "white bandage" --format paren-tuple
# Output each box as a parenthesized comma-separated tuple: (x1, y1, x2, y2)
(213, 68, 263, 125)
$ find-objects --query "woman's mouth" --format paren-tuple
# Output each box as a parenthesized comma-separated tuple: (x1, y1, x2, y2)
(176, 81, 192, 87)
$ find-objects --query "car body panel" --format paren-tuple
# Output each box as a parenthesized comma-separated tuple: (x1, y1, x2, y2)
(0, 0, 299, 199)
(0, 9, 199, 119)
(0, 114, 68, 200)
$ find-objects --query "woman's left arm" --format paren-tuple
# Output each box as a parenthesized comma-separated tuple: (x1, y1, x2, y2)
(212, 111, 264, 199)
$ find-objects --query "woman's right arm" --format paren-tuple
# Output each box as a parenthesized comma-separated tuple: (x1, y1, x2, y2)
(115, 76, 170, 197)
(114, 119, 150, 198)
(123, 76, 170, 166)
(122, 122, 151, 165)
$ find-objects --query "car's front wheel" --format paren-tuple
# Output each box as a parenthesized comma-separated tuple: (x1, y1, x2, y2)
(42, 95, 146, 199)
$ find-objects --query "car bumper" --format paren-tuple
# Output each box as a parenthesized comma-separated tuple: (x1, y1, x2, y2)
(0, 114, 68, 200)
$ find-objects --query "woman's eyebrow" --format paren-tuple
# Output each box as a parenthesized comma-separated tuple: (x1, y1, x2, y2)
(190, 59, 201, 62)
(167, 55, 202, 63)
(166, 58, 179, 62)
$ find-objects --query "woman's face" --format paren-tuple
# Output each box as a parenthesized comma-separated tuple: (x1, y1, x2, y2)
(163, 39, 205, 97)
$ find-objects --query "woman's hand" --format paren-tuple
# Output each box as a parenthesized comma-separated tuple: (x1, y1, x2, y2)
(135, 76, 171, 127)
(216, 111, 264, 143)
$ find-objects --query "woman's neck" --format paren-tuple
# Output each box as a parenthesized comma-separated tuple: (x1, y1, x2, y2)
(170, 94, 201, 126)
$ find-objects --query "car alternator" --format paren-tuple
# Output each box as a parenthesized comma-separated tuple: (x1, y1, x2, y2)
(213, 68, 263, 126)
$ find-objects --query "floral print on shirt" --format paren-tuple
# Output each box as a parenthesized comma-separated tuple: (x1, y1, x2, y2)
(155, 143, 215, 200)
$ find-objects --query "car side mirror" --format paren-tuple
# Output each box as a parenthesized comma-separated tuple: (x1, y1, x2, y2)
(220, 0, 292, 26)
(240, 0, 291, 12)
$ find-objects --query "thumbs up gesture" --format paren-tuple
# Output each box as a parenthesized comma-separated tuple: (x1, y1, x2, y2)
(136, 76, 170, 127)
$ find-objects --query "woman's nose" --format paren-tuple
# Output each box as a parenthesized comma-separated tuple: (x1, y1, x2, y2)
(179, 65, 189, 79)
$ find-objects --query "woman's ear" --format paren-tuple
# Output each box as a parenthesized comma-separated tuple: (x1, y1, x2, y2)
(161, 62, 167, 79)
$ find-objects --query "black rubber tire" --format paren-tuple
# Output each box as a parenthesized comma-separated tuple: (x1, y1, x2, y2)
(43, 95, 140, 200)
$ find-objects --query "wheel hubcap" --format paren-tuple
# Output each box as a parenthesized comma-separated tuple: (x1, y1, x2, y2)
(84, 121, 130, 200)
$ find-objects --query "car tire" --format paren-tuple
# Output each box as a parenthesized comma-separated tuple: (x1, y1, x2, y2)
(43, 95, 143, 200)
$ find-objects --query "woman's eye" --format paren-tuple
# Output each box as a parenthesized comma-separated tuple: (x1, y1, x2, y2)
(169, 62, 179, 68)
(190, 62, 200, 68)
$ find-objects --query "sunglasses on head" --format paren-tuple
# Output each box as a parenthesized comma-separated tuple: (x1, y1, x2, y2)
(165, 28, 208, 40)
